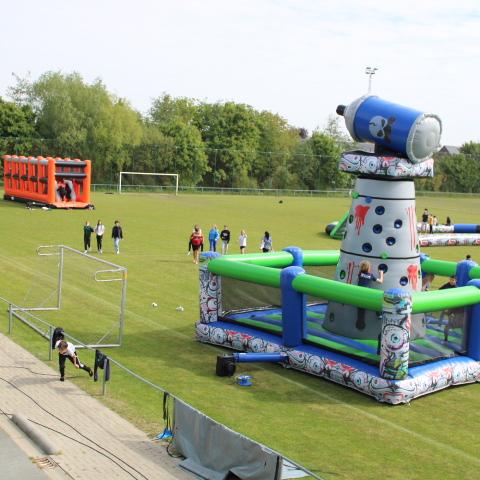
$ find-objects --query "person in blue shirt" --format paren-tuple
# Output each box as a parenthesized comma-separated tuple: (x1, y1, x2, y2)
(356, 261, 384, 330)
(208, 225, 220, 252)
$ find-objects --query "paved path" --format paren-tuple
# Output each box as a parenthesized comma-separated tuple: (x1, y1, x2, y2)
(0, 333, 193, 480)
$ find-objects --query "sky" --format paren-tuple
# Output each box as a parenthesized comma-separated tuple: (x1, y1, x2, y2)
(2, 0, 480, 146)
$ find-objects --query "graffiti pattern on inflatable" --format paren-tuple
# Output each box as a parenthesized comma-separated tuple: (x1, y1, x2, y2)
(419, 234, 480, 247)
(199, 266, 221, 323)
(339, 152, 434, 178)
(380, 290, 411, 380)
(196, 322, 480, 404)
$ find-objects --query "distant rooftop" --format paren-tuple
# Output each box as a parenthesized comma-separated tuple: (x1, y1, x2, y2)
(439, 145, 460, 155)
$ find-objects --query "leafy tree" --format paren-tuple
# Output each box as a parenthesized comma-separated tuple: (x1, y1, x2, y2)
(149, 94, 198, 126)
(460, 141, 480, 158)
(270, 163, 301, 190)
(253, 110, 301, 188)
(289, 139, 316, 189)
(0, 97, 37, 157)
(158, 120, 208, 185)
(194, 102, 260, 187)
(322, 115, 353, 150)
(290, 131, 347, 190)
(436, 153, 480, 193)
(9, 72, 143, 181)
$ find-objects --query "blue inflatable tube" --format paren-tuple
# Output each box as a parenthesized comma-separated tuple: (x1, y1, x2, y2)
(453, 224, 480, 234)
(233, 352, 288, 363)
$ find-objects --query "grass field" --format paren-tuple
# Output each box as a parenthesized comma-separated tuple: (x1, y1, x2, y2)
(0, 190, 479, 480)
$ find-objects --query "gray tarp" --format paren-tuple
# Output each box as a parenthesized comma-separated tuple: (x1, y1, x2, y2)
(172, 399, 282, 480)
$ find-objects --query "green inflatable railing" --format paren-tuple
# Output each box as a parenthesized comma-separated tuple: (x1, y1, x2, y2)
(207, 250, 480, 314)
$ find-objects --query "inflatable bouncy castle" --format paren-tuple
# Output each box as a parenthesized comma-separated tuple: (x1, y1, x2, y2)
(196, 95, 480, 404)
(3, 155, 93, 209)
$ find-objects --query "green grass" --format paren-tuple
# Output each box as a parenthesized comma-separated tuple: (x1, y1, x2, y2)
(1, 191, 480, 479)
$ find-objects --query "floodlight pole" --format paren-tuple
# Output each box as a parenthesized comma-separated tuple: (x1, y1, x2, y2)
(365, 66, 378, 94)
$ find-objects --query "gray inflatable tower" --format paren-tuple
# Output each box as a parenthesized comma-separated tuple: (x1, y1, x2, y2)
(324, 96, 442, 340)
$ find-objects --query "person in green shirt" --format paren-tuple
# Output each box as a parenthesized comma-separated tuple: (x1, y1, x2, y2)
(83, 221, 95, 254)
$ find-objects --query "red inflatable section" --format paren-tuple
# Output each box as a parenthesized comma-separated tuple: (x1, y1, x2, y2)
(3, 155, 93, 209)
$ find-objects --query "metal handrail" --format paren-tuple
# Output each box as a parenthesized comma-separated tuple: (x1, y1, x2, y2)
(0, 292, 321, 479)
(94, 269, 125, 282)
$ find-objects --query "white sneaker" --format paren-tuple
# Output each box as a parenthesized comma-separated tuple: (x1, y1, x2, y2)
(84, 250, 87, 254)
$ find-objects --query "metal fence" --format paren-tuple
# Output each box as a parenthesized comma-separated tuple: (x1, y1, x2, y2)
(91, 183, 480, 198)
(0, 178, 478, 198)
(0, 258, 322, 479)
(92, 183, 351, 197)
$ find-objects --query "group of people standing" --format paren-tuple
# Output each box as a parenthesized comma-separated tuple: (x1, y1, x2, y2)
(188, 224, 273, 264)
(83, 220, 123, 254)
(421, 208, 452, 234)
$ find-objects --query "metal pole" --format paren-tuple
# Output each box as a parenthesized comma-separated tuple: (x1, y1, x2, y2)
(48, 325, 53, 361)
(8, 304, 13, 334)
(365, 66, 378, 94)
(102, 357, 108, 395)
(57, 246, 64, 308)
(118, 270, 127, 345)
(213, 149, 217, 188)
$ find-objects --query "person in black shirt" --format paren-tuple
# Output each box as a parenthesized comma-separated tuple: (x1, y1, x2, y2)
(220, 225, 231, 255)
(356, 261, 384, 331)
(65, 182, 72, 201)
(439, 276, 456, 290)
(421, 208, 429, 233)
(112, 220, 123, 254)
(57, 182, 67, 201)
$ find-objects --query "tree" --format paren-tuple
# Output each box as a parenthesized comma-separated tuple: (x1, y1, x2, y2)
(194, 102, 261, 188)
(322, 115, 353, 150)
(253, 110, 301, 188)
(0, 97, 37, 157)
(149, 94, 198, 126)
(10, 72, 143, 181)
(290, 131, 347, 190)
(460, 141, 480, 158)
(159, 120, 208, 185)
(289, 140, 316, 189)
(435, 153, 480, 193)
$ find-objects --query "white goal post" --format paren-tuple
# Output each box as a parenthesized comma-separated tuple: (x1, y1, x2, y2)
(118, 172, 179, 195)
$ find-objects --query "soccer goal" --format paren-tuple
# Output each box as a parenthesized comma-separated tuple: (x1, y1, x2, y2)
(118, 171, 179, 195)
(3, 245, 127, 353)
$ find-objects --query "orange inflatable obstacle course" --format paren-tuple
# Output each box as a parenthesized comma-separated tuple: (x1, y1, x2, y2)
(3, 155, 93, 209)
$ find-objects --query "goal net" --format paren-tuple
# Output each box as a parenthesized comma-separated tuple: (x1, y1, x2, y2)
(0, 245, 127, 349)
(118, 172, 179, 195)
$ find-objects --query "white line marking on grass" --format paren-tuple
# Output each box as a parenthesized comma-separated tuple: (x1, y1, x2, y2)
(274, 371, 480, 465)
(0, 253, 192, 341)
(2, 254, 479, 464)
(195, 337, 480, 465)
